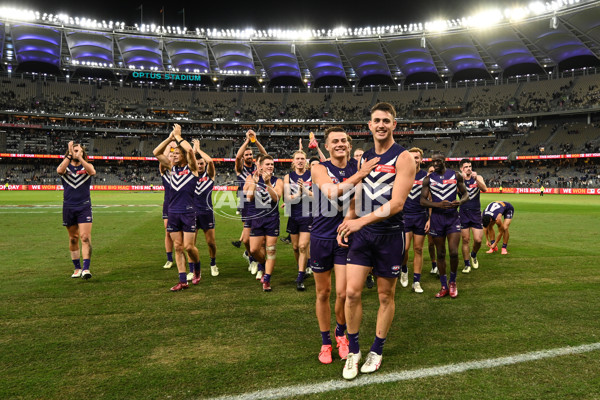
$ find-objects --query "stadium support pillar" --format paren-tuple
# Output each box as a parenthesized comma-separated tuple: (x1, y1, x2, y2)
(588, 113, 591, 125)
(534, 117, 537, 128)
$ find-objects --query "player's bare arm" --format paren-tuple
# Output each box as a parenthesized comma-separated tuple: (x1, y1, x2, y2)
(338, 150, 414, 236)
(192, 139, 216, 180)
(473, 171, 488, 192)
(311, 159, 378, 200)
(263, 171, 282, 202)
(244, 171, 259, 201)
(420, 176, 454, 209)
(153, 127, 177, 169)
(453, 173, 469, 207)
(57, 141, 74, 175)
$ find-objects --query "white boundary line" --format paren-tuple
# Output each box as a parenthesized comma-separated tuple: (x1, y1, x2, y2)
(206, 342, 600, 400)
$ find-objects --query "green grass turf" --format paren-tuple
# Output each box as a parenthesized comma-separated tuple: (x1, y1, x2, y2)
(0, 192, 599, 399)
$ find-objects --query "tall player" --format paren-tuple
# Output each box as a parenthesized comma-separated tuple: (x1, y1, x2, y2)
(401, 147, 430, 293)
(192, 139, 218, 277)
(310, 126, 378, 365)
(482, 201, 514, 255)
(236, 130, 267, 276)
(57, 141, 96, 279)
(153, 124, 201, 291)
(420, 153, 469, 299)
(283, 150, 313, 291)
(337, 102, 414, 380)
(427, 165, 438, 276)
(350, 146, 378, 290)
(244, 154, 283, 292)
(458, 159, 487, 273)
(160, 141, 176, 269)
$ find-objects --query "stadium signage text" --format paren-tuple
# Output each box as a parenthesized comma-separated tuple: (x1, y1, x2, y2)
(5, 185, 600, 196)
(131, 71, 202, 81)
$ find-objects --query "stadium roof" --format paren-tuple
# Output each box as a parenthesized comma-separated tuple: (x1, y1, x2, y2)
(1, 1, 599, 86)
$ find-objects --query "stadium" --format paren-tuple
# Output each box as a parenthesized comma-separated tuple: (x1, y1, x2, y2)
(1, 0, 599, 399)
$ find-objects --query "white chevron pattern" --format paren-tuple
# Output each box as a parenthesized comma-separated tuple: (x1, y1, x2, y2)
(290, 175, 312, 197)
(170, 166, 196, 192)
(194, 174, 213, 196)
(62, 170, 90, 189)
(363, 156, 397, 201)
(430, 173, 457, 201)
(467, 186, 479, 200)
(407, 184, 422, 200)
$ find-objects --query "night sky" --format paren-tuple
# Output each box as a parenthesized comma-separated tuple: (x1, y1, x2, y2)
(11, 0, 522, 30)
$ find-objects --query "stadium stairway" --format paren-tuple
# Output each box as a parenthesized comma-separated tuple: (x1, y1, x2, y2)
(447, 140, 459, 158)
(490, 138, 506, 157)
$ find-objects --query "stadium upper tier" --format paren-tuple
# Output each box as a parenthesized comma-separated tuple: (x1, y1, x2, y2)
(1, 73, 599, 122)
(1, 1, 600, 87)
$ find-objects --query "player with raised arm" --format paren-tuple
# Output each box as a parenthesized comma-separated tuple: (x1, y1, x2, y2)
(192, 139, 218, 277)
(301, 132, 327, 162)
(159, 141, 176, 269)
(337, 102, 414, 380)
(235, 130, 268, 276)
(244, 154, 284, 292)
(458, 159, 487, 273)
(284, 150, 313, 291)
(57, 141, 96, 279)
(310, 126, 378, 365)
(153, 124, 201, 291)
(420, 153, 469, 299)
(482, 201, 514, 255)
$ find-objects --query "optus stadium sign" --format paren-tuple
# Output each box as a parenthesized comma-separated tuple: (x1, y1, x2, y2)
(131, 71, 202, 81)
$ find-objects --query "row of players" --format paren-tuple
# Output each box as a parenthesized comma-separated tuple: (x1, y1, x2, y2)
(57, 102, 514, 381)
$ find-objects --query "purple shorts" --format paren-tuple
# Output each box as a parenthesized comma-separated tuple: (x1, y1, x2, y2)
(429, 212, 461, 237)
(167, 212, 197, 233)
(196, 212, 215, 231)
(404, 212, 428, 235)
(286, 216, 312, 235)
(310, 237, 348, 273)
(63, 204, 93, 226)
(346, 229, 405, 278)
(459, 209, 483, 230)
(503, 205, 515, 219)
(162, 202, 168, 219)
(250, 217, 280, 237)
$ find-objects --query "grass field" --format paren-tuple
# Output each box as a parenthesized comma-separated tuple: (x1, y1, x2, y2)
(1, 191, 599, 400)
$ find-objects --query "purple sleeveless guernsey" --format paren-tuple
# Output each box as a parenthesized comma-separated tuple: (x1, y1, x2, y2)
(461, 176, 481, 211)
(253, 175, 280, 222)
(288, 170, 313, 219)
(61, 164, 92, 206)
(358, 143, 407, 233)
(311, 160, 357, 239)
(347, 157, 358, 170)
(168, 165, 197, 213)
(238, 164, 257, 215)
(194, 171, 214, 214)
(404, 169, 428, 215)
(429, 169, 459, 215)
(483, 201, 514, 220)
